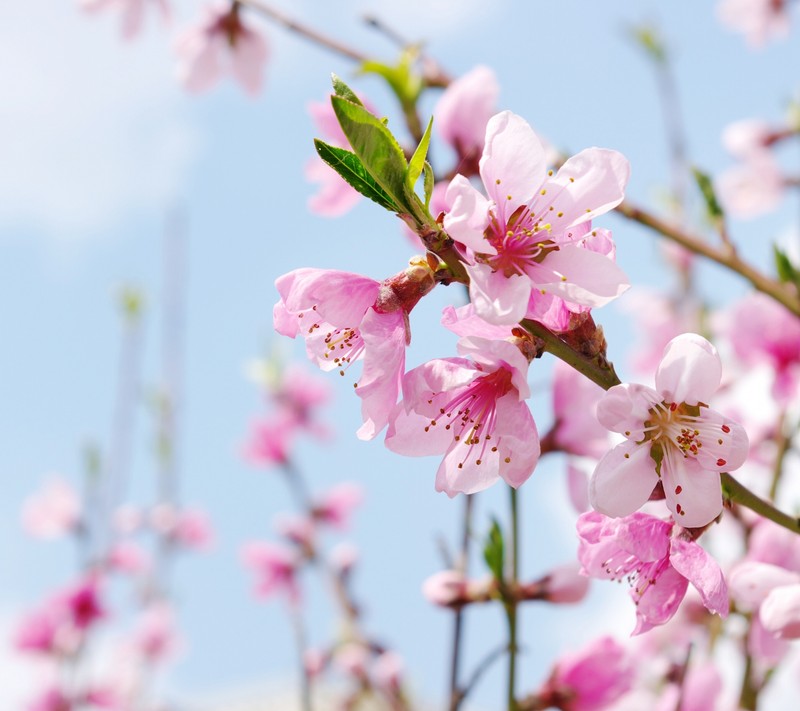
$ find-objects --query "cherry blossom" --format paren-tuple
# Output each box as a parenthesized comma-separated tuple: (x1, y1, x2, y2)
(443, 110, 630, 325)
(21, 477, 82, 539)
(175, 4, 268, 95)
(312, 482, 363, 530)
(385, 334, 540, 496)
(79, 0, 169, 40)
(590, 333, 749, 528)
(577, 511, 729, 634)
(434, 65, 499, 161)
(241, 540, 301, 602)
(716, 150, 785, 218)
(717, 0, 792, 47)
(535, 636, 634, 710)
(274, 259, 436, 440)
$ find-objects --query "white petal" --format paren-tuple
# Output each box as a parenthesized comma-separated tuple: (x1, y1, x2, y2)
(656, 334, 721, 405)
(589, 442, 659, 518)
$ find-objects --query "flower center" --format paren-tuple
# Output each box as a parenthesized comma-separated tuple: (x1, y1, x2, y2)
(480, 205, 560, 277)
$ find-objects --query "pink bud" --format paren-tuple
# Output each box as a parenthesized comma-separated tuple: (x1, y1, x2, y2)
(541, 562, 591, 604)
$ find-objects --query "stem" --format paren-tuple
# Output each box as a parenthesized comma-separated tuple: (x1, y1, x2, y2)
(237, 0, 369, 63)
(615, 200, 800, 317)
(520, 319, 622, 391)
(448, 494, 473, 711)
(769, 410, 795, 502)
(722, 473, 800, 535)
(289, 603, 313, 711)
(281, 458, 314, 511)
(739, 646, 758, 711)
(505, 486, 520, 711)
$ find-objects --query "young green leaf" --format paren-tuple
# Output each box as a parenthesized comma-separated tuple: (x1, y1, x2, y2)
(331, 95, 410, 210)
(330, 74, 363, 106)
(314, 140, 399, 212)
(422, 160, 435, 211)
(407, 116, 433, 193)
(774, 245, 800, 288)
(692, 167, 725, 221)
(483, 519, 505, 583)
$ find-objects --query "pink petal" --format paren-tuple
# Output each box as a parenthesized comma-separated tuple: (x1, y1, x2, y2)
(435, 444, 501, 496)
(538, 148, 630, 232)
(435, 65, 499, 155)
(669, 536, 729, 616)
(589, 442, 659, 519)
(443, 175, 493, 253)
(693, 410, 750, 472)
(456, 336, 531, 399)
(530, 243, 629, 308)
(729, 561, 800, 611)
(441, 304, 513, 341)
(492, 393, 540, 488)
(661, 453, 722, 528)
(596, 383, 660, 438)
(656, 333, 721, 406)
(466, 263, 532, 325)
(761, 584, 800, 638)
(633, 564, 688, 635)
(305, 159, 362, 217)
(229, 28, 268, 96)
(479, 111, 546, 221)
(355, 310, 406, 440)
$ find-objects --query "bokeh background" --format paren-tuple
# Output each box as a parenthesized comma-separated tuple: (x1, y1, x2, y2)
(2, 1, 799, 708)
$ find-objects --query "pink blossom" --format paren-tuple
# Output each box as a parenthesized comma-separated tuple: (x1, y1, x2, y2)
(15, 606, 61, 655)
(373, 651, 404, 693)
(173, 507, 214, 550)
(718, 291, 800, 402)
(274, 513, 316, 551)
(716, 150, 785, 218)
(21, 477, 81, 539)
(538, 562, 591, 604)
(269, 363, 331, 439)
(716, 0, 792, 47)
(443, 110, 629, 325)
(79, 0, 169, 40)
(329, 542, 359, 576)
(590, 333, 749, 528)
(60, 577, 106, 630)
(334, 642, 369, 679)
(422, 570, 468, 606)
(27, 687, 71, 711)
(132, 603, 179, 662)
(434, 65, 499, 159)
(722, 119, 776, 158)
(274, 260, 436, 440)
(312, 482, 363, 529)
(241, 541, 301, 602)
(241, 413, 294, 467)
(537, 636, 634, 711)
(175, 4, 268, 96)
(551, 359, 609, 459)
(577, 511, 729, 635)
(385, 335, 540, 496)
(653, 660, 723, 711)
(107, 540, 150, 574)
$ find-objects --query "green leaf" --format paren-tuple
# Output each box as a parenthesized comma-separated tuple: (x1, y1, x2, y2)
(407, 116, 433, 193)
(422, 160, 435, 211)
(360, 48, 423, 108)
(331, 95, 410, 210)
(774, 245, 800, 287)
(692, 167, 724, 221)
(330, 74, 363, 106)
(314, 139, 399, 212)
(483, 519, 505, 582)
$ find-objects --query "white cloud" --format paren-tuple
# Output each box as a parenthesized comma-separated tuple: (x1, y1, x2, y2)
(0, 1, 200, 238)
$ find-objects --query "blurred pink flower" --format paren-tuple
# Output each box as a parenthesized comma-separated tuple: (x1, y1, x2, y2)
(551, 359, 609, 459)
(175, 4, 268, 95)
(27, 686, 71, 711)
(578, 511, 729, 635)
(537, 636, 634, 711)
(241, 414, 294, 467)
(716, 150, 785, 218)
(79, 0, 169, 40)
(329, 542, 359, 576)
(173, 507, 214, 551)
(717, 0, 792, 47)
(590, 333, 749, 528)
(373, 650, 404, 693)
(241, 540, 301, 602)
(107, 540, 150, 574)
(718, 291, 800, 402)
(386, 335, 540, 496)
(434, 65, 499, 159)
(22, 477, 81, 539)
(312, 482, 363, 530)
(133, 603, 180, 662)
(538, 562, 591, 604)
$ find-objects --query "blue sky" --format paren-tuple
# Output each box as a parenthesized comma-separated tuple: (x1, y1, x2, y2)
(2, 1, 799, 708)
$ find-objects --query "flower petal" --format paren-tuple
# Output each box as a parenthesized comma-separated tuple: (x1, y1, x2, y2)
(596, 383, 660, 439)
(589, 442, 659, 519)
(633, 564, 688, 635)
(537, 148, 630, 232)
(530, 243, 630, 308)
(479, 111, 546, 221)
(761, 584, 800, 638)
(661, 452, 722, 528)
(670, 536, 729, 616)
(656, 334, 721, 406)
(729, 561, 800, 611)
(443, 175, 493, 253)
(466, 263, 532, 325)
